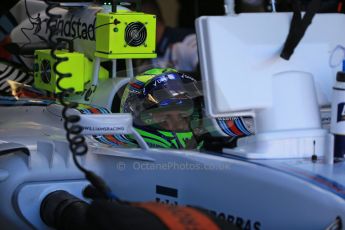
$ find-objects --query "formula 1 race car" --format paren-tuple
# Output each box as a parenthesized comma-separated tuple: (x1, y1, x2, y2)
(0, 1, 344, 230)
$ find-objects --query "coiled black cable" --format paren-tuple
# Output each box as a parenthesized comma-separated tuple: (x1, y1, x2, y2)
(44, 1, 87, 172)
(44, 0, 116, 200)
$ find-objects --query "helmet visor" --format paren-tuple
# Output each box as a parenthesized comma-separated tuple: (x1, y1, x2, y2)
(141, 72, 201, 107)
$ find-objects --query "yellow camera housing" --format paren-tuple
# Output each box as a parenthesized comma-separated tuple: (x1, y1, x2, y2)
(95, 11, 157, 59)
(34, 50, 108, 93)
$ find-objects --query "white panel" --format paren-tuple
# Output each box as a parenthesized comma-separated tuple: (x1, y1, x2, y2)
(196, 13, 345, 117)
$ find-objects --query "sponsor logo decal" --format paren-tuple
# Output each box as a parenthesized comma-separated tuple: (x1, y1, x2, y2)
(42, 16, 96, 41)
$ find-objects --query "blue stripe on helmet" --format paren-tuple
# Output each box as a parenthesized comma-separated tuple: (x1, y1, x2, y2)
(217, 119, 236, 137)
(234, 118, 251, 136)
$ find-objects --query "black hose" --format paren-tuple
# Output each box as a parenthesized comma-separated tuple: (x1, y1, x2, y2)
(40, 190, 89, 230)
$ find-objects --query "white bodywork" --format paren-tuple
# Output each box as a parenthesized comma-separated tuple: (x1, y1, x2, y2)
(0, 6, 344, 230)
